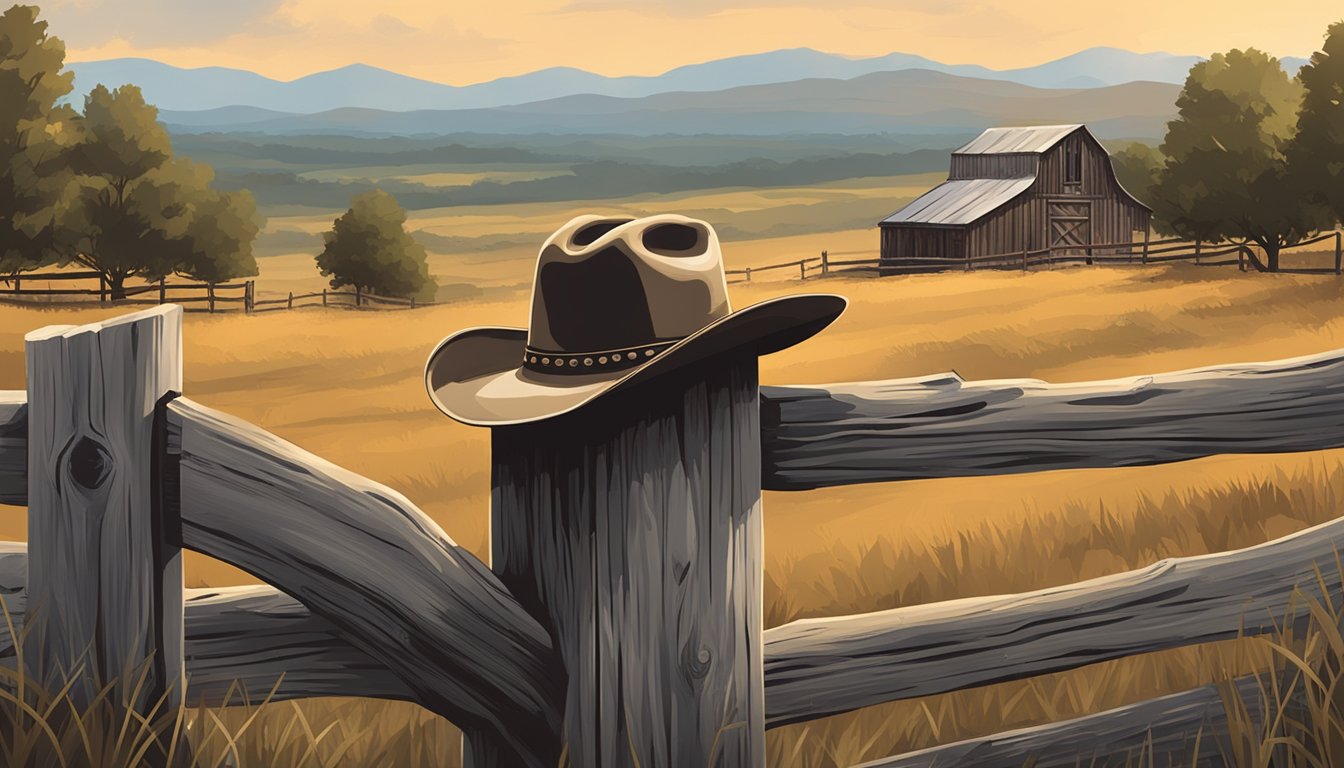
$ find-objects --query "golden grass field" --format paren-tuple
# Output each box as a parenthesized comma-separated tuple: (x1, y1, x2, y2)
(5, 190, 1344, 765)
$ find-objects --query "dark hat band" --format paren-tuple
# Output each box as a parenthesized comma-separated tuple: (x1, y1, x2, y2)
(522, 340, 679, 375)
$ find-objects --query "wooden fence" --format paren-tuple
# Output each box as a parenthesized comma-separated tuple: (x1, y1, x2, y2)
(5, 304, 1344, 766)
(728, 231, 1344, 282)
(0, 271, 431, 312)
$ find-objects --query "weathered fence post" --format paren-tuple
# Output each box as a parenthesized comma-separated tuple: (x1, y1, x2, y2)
(799, 259, 806, 280)
(1335, 231, 1341, 276)
(13, 276, 20, 292)
(489, 352, 764, 767)
(1194, 240, 1202, 265)
(208, 284, 216, 313)
(287, 291, 293, 311)
(821, 250, 829, 275)
(159, 277, 166, 304)
(744, 267, 752, 284)
(322, 288, 328, 307)
(25, 305, 186, 758)
(1021, 249, 1028, 272)
(355, 286, 362, 307)
(1142, 228, 1151, 265)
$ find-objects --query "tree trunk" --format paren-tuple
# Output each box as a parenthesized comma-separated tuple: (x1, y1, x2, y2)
(489, 353, 765, 767)
(1266, 244, 1281, 272)
(109, 273, 127, 300)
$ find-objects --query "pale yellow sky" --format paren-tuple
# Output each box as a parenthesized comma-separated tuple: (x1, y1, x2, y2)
(45, 0, 1341, 84)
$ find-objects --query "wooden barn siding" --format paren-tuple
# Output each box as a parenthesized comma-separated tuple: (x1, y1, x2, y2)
(948, 154, 1038, 180)
(880, 225, 965, 261)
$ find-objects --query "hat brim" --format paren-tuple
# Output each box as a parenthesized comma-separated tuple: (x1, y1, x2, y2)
(425, 294, 846, 426)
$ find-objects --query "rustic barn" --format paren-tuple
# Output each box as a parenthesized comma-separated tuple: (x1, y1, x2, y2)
(879, 124, 1152, 265)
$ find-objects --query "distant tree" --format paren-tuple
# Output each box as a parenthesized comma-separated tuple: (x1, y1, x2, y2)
(316, 189, 434, 300)
(174, 189, 262, 284)
(1152, 48, 1333, 271)
(1109, 143, 1169, 232)
(58, 84, 262, 296)
(0, 5, 77, 275)
(1290, 21, 1344, 227)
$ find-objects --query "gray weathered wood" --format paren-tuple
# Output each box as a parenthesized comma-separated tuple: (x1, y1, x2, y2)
(166, 397, 563, 768)
(0, 391, 23, 505)
(761, 346, 1344, 490)
(0, 542, 413, 705)
(856, 675, 1267, 768)
(763, 513, 1344, 727)
(24, 306, 186, 727)
(490, 355, 765, 768)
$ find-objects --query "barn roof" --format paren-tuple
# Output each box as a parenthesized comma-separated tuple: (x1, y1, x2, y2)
(953, 124, 1083, 155)
(880, 177, 1036, 226)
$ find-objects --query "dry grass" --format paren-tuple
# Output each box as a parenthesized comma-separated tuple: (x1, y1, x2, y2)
(4, 225, 1344, 764)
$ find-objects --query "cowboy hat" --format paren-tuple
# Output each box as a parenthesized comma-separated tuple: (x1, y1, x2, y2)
(424, 213, 845, 426)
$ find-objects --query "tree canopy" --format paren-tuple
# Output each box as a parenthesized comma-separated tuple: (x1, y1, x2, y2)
(0, 4, 75, 274)
(1291, 21, 1344, 227)
(316, 189, 434, 300)
(1151, 48, 1333, 270)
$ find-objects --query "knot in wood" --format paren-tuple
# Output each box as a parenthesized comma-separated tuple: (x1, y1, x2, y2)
(682, 643, 712, 679)
(68, 436, 112, 490)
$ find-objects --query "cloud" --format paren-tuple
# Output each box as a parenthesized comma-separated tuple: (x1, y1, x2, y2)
(40, 0, 289, 48)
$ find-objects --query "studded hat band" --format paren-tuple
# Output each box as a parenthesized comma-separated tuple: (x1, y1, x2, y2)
(522, 339, 680, 375)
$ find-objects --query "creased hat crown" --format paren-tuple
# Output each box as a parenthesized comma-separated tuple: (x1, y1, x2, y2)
(523, 214, 731, 373)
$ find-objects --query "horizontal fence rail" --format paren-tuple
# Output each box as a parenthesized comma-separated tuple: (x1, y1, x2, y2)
(759, 346, 1344, 490)
(0, 272, 433, 312)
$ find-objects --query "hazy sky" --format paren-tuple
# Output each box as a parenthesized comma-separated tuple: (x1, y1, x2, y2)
(42, 0, 1341, 83)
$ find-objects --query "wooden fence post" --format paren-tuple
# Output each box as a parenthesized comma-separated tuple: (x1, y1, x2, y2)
(1195, 240, 1202, 266)
(800, 260, 807, 280)
(744, 267, 752, 284)
(287, 292, 293, 311)
(208, 284, 216, 313)
(99, 276, 107, 305)
(489, 353, 764, 767)
(1142, 228, 1151, 265)
(355, 286, 362, 307)
(1335, 232, 1341, 276)
(24, 305, 186, 758)
(14, 277, 20, 292)
(821, 250, 829, 276)
(159, 277, 166, 304)
(322, 289, 328, 308)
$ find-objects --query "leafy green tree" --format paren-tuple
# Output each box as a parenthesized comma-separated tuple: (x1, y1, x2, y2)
(0, 5, 76, 275)
(1290, 21, 1344, 227)
(1110, 142, 1169, 232)
(58, 84, 262, 296)
(316, 189, 434, 300)
(1152, 48, 1333, 271)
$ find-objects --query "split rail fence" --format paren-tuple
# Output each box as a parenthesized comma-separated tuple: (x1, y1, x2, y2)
(728, 231, 1344, 282)
(0, 272, 431, 312)
(4, 305, 1344, 766)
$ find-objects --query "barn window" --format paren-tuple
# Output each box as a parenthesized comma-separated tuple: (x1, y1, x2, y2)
(1065, 140, 1083, 186)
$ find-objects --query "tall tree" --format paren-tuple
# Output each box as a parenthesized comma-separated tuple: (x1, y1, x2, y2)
(1152, 48, 1332, 271)
(316, 189, 434, 300)
(0, 4, 75, 275)
(174, 188, 262, 285)
(1291, 21, 1344, 227)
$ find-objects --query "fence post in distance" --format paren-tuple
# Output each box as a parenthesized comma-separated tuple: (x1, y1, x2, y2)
(159, 277, 166, 304)
(821, 250, 829, 276)
(744, 267, 752, 284)
(1336, 231, 1341, 276)
(1142, 227, 1151, 265)
(287, 292, 293, 311)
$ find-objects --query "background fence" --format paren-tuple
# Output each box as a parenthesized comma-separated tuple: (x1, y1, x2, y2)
(728, 231, 1344, 282)
(0, 271, 432, 312)
(4, 305, 1344, 766)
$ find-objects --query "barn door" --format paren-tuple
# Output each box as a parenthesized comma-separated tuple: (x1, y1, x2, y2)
(1049, 201, 1091, 254)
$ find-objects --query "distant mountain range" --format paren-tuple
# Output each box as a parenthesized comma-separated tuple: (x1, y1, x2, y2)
(154, 70, 1182, 139)
(67, 46, 1306, 116)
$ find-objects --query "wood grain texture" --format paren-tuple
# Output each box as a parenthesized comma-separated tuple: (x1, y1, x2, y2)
(761, 346, 1344, 490)
(24, 306, 185, 717)
(0, 543, 413, 705)
(857, 675, 1266, 768)
(166, 397, 563, 768)
(762, 513, 1344, 727)
(0, 391, 22, 506)
(491, 355, 765, 768)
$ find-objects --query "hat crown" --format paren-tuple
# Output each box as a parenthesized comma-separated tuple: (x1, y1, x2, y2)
(525, 215, 731, 362)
